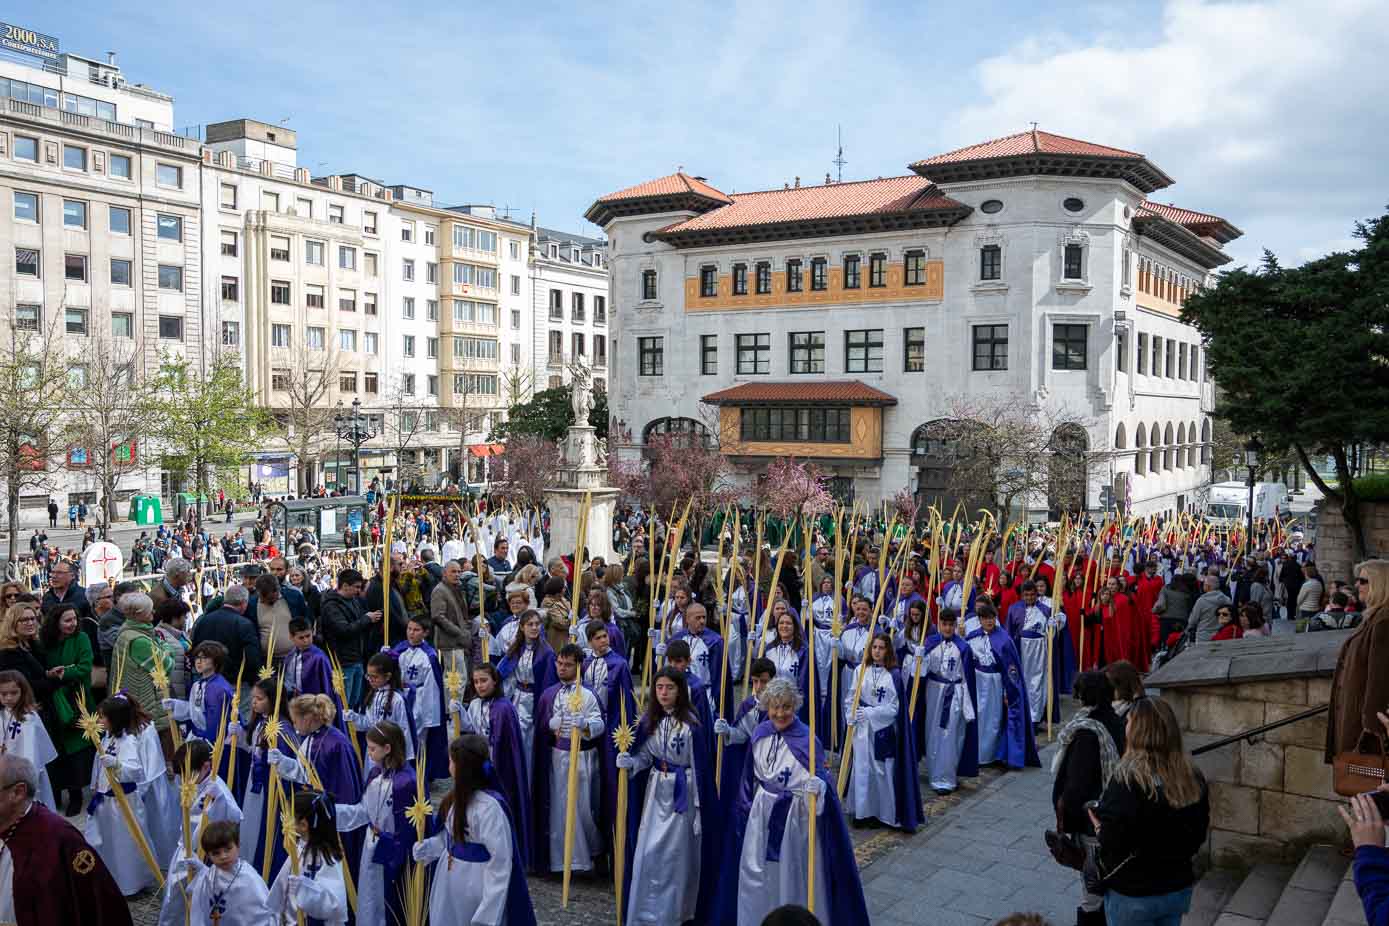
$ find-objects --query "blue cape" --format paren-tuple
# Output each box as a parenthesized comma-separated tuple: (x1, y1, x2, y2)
(584, 648, 636, 858)
(967, 626, 1041, 769)
(390, 639, 450, 781)
(479, 694, 533, 870)
(920, 633, 980, 780)
(361, 764, 418, 926)
(528, 681, 598, 874)
(717, 695, 761, 814)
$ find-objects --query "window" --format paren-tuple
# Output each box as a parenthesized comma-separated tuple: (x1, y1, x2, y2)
(755, 262, 772, 294)
(789, 332, 825, 374)
(156, 164, 182, 189)
(339, 247, 357, 270)
(63, 145, 86, 171)
(1063, 197, 1085, 213)
(219, 183, 237, 209)
(306, 327, 326, 350)
(154, 214, 182, 243)
(972, 325, 1008, 371)
(365, 294, 377, 316)
(454, 337, 499, 361)
(424, 226, 435, 245)
(904, 250, 926, 286)
(980, 245, 1001, 281)
(1116, 330, 1127, 373)
(806, 257, 826, 291)
(904, 327, 926, 372)
(869, 253, 886, 288)
(328, 204, 344, 224)
(364, 211, 377, 235)
(740, 407, 851, 443)
(270, 235, 290, 261)
(1152, 336, 1163, 377)
(401, 374, 416, 395)
(427, 375, 439, 397)
(364, 332, 378, 355)
(549, 289, 563, 320)
(843, 254, 861, 289)
(569, 292, 584, 322)
(1178, 343, 1188, 380)
(845, 329, 883, 373)
(425, 262, 437, 283)
(426, 299, 438, 321)
(15, 248, 39, 277)
(221, 230, 239, 257)
(639, 337, 664, 376)
(68, 365, 87, 389)
(339, 290, 357, 313)
(403, 335, 416, 358)
(113, 313, 135, 338)
(340, 329, 357, 352)
(402, 259, 415, 281)
(65, 307, 88, 335)
(1063, 244, 1084, 280)
(980, 199, 1004, 214)
(509, 240, 521, 259)
(511, 274, 521, 296)
(511, 343, 522, 364)
(364, 372, 378, 394)
(1052, 324, 1088, 370)
(700, 335, 718, 375)
(455, 373, 498, 396)
(111, 259, 132, 286)
(110, 207, 131, 235)
(427, 337, 439, 359)
(262, 191, 280, 212)
(572, 332, 586, 357)
(453, 300, 496, 324)
(700, 265, 718, 298)
(271, 281, 291, 305)
(1122, 246, 1133, 289)
(595, 336, 607, 367)
(305, 239, 324, 265)
(15, 304, 40, 331)
(65, 254, 88, 282)
(362, 251, 379, 275)
(732, 263, 748, 295)
(548, 330, 563, 360)
(271, 369, 290, 391)
(62, 200, 86, 229)
(300, 284, 323, 309)
(402, 297, 415, 319)
(13, 191, 38, 223)
(13, 136, 37, 161)
(641, 269, 658, 300)
(271, 324, 292, 348)
(159, 315, 183, 340)
(734, 333, 769, 374)
(401, 221, 416, 243)
(786, 259, 803, 293)
(1166, 339, 1175, 378)
(1137, 333, 1148, 375)
(339, 372, 357, 393)
(221, 276, 239, 301)
(594, 296, 607, 325)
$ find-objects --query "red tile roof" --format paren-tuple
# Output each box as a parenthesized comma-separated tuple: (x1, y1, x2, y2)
(702, 380, 898, 406)
(912, 129, 1145, 167)
(1139, 200, 1243, 243)
(656, 176, 963, 236)
(592, 171, 731, 205)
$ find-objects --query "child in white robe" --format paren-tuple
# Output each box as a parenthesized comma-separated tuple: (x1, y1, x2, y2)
(84, 694, 159, 896)
(178, 820, 271, 925)
(0, 671, 57, 809)
(158, 738, 243, 926)
(842, 632, 901, 827)
(343, 652, 415, 774)
(267, 791, 349, 926)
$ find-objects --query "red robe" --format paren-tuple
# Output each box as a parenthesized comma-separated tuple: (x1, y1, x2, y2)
(5, 801, 131, 926)
(977, 563, 1002, 599)
(1133, 574, 1165, 661)
(1101, 593, 1137, 666)
(1064, 588, 1102, 671)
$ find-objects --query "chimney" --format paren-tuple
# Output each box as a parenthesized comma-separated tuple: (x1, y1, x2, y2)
(825, 173, 832, 185)
(784, 183, 789, 190)
(107, 51, 117, 66)
(794, 176, 801, 188)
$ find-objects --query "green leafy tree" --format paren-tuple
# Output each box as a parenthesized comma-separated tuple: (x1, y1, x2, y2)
(1181, 211, 1389, 557)
(144, 353, 276, 515)
(492, 385, 607, 442)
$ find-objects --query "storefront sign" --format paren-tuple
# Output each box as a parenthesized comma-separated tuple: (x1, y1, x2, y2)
(1, 23, 59, 61)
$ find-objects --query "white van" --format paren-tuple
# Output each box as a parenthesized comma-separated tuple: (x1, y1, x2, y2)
(1205, 481, 1290, 526)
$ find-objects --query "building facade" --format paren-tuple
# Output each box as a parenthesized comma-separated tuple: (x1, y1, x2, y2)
(589, 131, 1239, 518)
(530, 226, 610, 393)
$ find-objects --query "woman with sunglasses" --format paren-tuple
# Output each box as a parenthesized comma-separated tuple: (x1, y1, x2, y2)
(1209, 604, 1242, 641)
(1327, 561, 1389, 767)
(0, 599, 59, 714)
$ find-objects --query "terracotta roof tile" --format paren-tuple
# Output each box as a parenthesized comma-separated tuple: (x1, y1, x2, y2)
(658, 176, 964, 235)
(702, 380, 898, 406)
(912, 129, 1145, 167)
(1139, 200, 1243, 242)
(593, 171, 731, 205)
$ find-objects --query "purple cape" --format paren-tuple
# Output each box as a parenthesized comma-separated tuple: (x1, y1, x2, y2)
(305, 724, 365, 889)
(713, 718, 869, 924)
(857, 668, 925, 833)
(426, 787, 537, 926)
(968, 626, 1041, 769)
(391, 640, 450, 782)
(498, 640, 558, 697)
(584, 649, 636, 859)
(359, 764, 418, 926)
(674, 627, 730, 719)
(717, 695, 762, 813)
(291, 645, 347, 733)
(479, 694, 533, 870)
(529, 681, 600, 873)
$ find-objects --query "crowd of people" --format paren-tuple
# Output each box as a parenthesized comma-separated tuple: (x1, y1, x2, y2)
(4, 492, 1388, 926)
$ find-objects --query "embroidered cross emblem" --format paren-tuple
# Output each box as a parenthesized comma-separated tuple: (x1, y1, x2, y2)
(6, 721, 20, 738)
(945, 654, 957, 673)
(787, 660, 799, 675)
(209, 894, 227, 923)
(671, 733, 686, 753)
(406, 663, 421, 681)
(305, 862, 322, 879)
(776, 766, 794, 788)
(696, 650, 709, 667)
(874, 685, 887, 703)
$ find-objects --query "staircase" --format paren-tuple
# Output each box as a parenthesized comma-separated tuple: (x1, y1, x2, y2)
(1182, 845, 1366, 926)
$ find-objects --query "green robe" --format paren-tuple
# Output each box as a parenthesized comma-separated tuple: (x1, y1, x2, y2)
(41, 632, 93, 754)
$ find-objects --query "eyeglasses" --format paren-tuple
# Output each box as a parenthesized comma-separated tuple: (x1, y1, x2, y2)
(1357, 577, 1370, 585)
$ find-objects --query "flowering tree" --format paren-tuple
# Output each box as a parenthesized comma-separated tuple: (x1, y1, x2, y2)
(493, 435, 561, 511)
(612, 432, 735, 547)
(757, 457, 834, 519)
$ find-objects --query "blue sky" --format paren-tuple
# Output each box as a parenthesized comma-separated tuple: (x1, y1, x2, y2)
(34, 0, 1389, 266)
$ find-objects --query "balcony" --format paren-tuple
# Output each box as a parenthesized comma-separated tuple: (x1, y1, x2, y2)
(5, 98, 197, 154)
(547, 351, 565, 368)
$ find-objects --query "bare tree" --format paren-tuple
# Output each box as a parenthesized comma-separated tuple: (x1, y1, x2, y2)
(0, 317, 71, 563)
(64, 333, 149, 536)
(493, 435, 561, 510)
(500, 365, 534, 406)
(378, 377, 431, 489)
(271, 343, 341, 495)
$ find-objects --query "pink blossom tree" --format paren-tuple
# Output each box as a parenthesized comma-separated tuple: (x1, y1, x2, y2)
(493, 435, 561, 511)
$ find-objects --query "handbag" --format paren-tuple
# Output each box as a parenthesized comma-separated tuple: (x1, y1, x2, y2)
(1334, 734, 1387, 797)
(1045, 829, 1086, 870)
(1084, 846, 1136, 896)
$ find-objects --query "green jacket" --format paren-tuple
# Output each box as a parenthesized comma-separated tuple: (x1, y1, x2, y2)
(41, 632, 93, 754)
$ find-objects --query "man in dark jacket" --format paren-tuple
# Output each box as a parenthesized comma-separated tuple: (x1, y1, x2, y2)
(319, 568, 379, 710)
(189, 584, 262, 720)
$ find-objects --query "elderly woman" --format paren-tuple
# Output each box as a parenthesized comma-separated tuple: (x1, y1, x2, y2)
(716, 676, 868, 925)
(286, 565, 321, 622)
(1327, 560, 1389, 767)
(0, 598, 58, 712)
(110, 592, 175, 758)
(153, 598, 192, 698)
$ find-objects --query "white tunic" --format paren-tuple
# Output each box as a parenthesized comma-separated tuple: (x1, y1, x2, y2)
(1019, 603, 1066, 723)
(137, 722, 182, 866)
(84, 733, 157, 896)
(397, 644, 442, 735)
(903, 638, 975, 792)
(627, 715, 703, 925)
(335, 774, 399, 926)
(503, 645, 541, 786)
(0, 708, 55, 809)
(267, 839, 349, 925)
(186, 859, 271, 926)
(158, 773, 243, 926)
(347, 688, 415, 773)
(545, 683, 604, 873)
(736, 732, 829, 926)
(421, 794, 515, 926)
(842, 664, 899, 826)
(967, 631, 1004, 765)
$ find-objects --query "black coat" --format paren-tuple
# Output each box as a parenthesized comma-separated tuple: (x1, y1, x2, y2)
(1095, 773, 1209, 897)
(0, 646, 59, 718)
(1052, 704, 1127, 835)
(189, 607, 262, 684)
(319, 590, 373, 666)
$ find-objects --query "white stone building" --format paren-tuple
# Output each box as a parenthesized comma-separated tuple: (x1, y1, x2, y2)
(588, 131, 1239, 518)
(530, 226, 610, 393)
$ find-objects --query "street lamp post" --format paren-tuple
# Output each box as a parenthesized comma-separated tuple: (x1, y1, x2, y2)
(1244, 435, 1263, 550)
(333, 397, 376, 496)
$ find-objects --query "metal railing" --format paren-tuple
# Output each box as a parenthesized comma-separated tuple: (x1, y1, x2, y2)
(1190, 703, 1329, 756)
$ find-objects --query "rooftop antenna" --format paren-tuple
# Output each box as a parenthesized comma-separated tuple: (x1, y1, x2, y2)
(833, 124, 847, 183)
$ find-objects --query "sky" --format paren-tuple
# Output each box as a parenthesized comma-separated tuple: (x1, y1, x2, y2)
(30, 0, 1389, 267)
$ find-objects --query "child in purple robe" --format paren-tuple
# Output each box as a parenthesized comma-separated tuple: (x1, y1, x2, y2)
(450, 662, 532, 868)
(332, 720, 416, 926)
(344, 652, 415, 774)
(163, 640, 236, 744)
(390, 616, 449, 782)
(713, 657, 775, 807)
(283, 620, 343, 727)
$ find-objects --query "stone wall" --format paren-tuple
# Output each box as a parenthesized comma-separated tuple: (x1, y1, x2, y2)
(1314, 500, 1389, 587)
(1165, 675, 1346, 868)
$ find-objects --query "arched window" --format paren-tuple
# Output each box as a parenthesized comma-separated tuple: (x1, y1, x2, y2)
(1176, 423, 1187, 467)
(1134, 423, 1146, 476)
(1163, 423, 1175, 470)
(642, 416, 716, 450)
(1047, 424, 1089, 520)
(1201, 418, 1212, 464)
(1114, 422, 1127, 450)
(1149, 423, 1162, 473)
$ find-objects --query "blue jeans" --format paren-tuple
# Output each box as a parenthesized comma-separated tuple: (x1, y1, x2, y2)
(1105, 887, 1194, 926)
(341, 663, 365, 711)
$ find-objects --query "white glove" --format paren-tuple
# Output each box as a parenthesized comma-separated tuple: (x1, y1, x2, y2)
(713, 718, 732, 736)
(845, 713, 858, 728)
(160, 698, 177, 711)
(343, 710, 364, 727)
(615, 752, 636, 769)
(548, 711, 563, 732)
(448, 699, 464, 716)
(380, 645, 392, 654)
(853, 708, 868, 725)
(412, 839, 445, 863)
(654, 643, 667, 657)
(287, 874, 308, 894)
(101, 754, 121, 769)
(647, 628, 660, 639)
(912, 643, 925, 658)
(226, 721, 241, 740)
(748, 631, 760, 644)
(266, 748, 287, 768)
(803, 777, 827, 799)
(556, 722, 573, 739)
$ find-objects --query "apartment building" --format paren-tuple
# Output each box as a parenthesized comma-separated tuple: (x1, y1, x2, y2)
(531, 226, 609, 392)
(590, 130, 1238, 517)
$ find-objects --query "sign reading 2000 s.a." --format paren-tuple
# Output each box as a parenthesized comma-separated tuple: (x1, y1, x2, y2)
(1, 23, 59, 61)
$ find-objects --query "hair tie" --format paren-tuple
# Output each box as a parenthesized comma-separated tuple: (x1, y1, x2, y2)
(482, 759, 494, 779)
(113, 689, 129, 702)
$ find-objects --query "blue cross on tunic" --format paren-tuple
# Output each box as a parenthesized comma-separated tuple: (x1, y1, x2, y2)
(874, 685, 887, 704)
(776, 766, 794, 789)
(6, 720, 20, 738)
(209, 893, 228, 924)
(406, 663, 421, 681)
(671, 733, 686, 754)
(787, 660, 799, 675)
(696, 649, 710, 667)
(305, 861, 322, 879)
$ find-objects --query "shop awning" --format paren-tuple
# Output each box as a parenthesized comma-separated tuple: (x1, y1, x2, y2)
(469, 443, 505, 457)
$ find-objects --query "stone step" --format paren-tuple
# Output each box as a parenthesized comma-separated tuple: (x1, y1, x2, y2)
(1213, 862, 1296, 926)
(1267, 846, 1349, 926)
(1184, 868, 1243, 926)
(1323, 851, 1368, 926)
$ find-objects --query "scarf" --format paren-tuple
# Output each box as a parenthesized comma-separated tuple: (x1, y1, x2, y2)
(1051, 705, 1120, 786)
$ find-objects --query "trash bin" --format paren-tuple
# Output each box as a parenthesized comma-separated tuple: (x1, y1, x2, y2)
(128, 495, 163, 526)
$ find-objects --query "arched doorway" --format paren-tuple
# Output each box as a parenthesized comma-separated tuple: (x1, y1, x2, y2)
(911, 419, 990, 517)
(1047, 423, 1089, 521)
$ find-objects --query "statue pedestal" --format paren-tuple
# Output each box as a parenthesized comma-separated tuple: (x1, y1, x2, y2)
(545, 422, 620, 562)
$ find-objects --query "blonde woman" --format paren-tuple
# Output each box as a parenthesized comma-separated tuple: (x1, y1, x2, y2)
(1089, 697, 1208, 926)
(0, 600, 58, 708)
(1327, 559, 1389, 764)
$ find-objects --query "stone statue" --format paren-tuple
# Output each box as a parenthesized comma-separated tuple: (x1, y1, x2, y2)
(571, 363, 594, 424)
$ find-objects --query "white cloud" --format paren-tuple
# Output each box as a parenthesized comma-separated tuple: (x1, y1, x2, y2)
(944, 0, 1389, 267)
